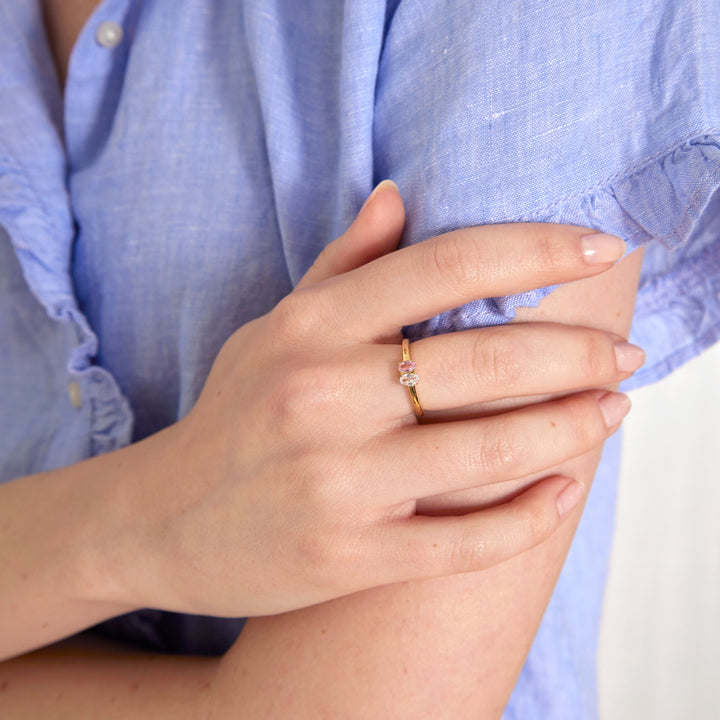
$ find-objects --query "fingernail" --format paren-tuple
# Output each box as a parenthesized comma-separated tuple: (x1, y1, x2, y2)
(556, 480, 585, 518)
(614, 341, 646, 373)
(581, 233, 626, 264)
(598, 391, 632, 428)
(362, 179, 398, 211)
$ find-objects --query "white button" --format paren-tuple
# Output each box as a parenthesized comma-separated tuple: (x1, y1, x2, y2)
(95, 21, 123, 49)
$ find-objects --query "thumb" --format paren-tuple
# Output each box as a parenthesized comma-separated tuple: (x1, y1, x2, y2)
(297, 180, 405, 289)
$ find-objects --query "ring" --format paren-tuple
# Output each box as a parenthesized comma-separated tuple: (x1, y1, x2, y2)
(398, 338, 424, 418)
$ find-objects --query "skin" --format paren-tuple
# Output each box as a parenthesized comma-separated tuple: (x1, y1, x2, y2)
(0, 5, 647, 717)
(40, 0, 100, 90)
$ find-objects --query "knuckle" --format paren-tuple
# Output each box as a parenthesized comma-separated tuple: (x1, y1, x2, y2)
(564, 393, 606, 445)
(286, 445, 362, 522)
(271, 288, 325, 341)
(577, 333, 609, 379)
(476, 426, 528, 478)
(526, 504, 556, 545)
(298, 457, 352, 516)
(474, 329, 522, 387)
(429, 233, 482, 293)
(295, 527, 337, 574)
(265, 366, 337, 440)
(511, 501, 554, 549)
(530, 228, 567, 273)
(266, 371, 309, 434)
(296, 524, 361, 581)
(447, 530, 487, 572)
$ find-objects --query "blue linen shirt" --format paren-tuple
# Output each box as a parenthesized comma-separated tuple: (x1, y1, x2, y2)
(1, 0, 719, 717)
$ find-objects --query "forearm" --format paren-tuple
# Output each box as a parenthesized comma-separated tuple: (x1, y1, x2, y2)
(0, 425, 179, 660)
(0, 475, 585, 720)
(0, 635, 216, 719)
(0, 512, 589, 720)
(0, 478, 587, 720)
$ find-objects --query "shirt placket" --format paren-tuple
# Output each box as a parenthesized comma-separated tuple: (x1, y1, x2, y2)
(61, 0, 137, 457)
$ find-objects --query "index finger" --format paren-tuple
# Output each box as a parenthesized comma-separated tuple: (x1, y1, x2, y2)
(320, 223, 625, 340)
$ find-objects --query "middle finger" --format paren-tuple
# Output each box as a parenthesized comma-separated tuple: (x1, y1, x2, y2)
(367, 389, 630, 506)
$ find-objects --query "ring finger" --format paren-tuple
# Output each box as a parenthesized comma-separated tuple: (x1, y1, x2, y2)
(348, 323, 643, 421)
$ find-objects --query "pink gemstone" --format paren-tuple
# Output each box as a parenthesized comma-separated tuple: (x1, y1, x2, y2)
(399, 372, 419, 387)
(398, 360, 416, 374)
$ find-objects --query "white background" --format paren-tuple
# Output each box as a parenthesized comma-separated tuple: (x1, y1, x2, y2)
(598, 342, 720, 718)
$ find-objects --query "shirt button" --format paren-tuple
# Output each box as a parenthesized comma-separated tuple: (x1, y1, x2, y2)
(68, 381, 82, 410)
(95, 21, 124, 49)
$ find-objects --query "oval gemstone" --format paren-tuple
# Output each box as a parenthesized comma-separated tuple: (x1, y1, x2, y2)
(398, 360, 416, 373)
(399, 372, 419, 387)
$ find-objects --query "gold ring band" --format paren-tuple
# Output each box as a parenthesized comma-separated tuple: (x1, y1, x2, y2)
(398, 338, 424, 418)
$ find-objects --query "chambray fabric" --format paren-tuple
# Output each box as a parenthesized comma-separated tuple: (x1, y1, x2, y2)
(1, 0, 719, 716)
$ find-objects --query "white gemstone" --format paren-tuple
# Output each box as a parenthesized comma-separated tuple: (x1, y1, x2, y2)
(399, 372, 419, 387)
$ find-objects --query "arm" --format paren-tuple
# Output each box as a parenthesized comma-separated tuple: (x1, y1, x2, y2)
(0, 635, 215, 720)
(0, 445, 145, 659)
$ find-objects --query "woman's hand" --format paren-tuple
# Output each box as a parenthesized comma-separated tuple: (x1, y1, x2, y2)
(94, 181, 642, 618)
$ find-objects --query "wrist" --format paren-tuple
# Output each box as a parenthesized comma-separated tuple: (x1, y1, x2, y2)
(79, 419, 200, 613)
(54, 447, 143, 616)
(65, 429, 176, 614)
(0, 459, 141, 659)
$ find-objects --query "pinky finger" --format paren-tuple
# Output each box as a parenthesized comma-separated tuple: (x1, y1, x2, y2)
(382, 476, 585, 582)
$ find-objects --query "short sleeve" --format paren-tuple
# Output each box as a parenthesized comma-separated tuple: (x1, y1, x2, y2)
(373, 0, 720, 390)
